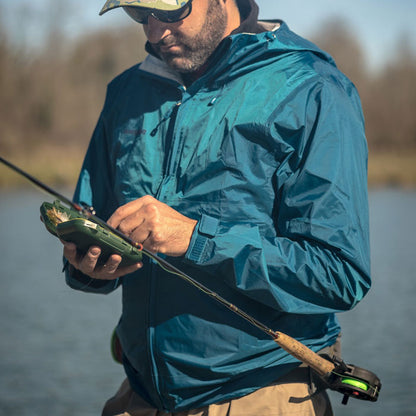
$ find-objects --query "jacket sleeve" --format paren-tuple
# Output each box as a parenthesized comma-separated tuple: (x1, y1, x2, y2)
(184, 78, 371, 314)
(64, 109, 121, 295)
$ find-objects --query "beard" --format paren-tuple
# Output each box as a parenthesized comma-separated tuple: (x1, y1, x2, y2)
(150, 1, 228, 73)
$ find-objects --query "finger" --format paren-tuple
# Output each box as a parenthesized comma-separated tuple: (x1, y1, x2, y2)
(78, 246, 101, 274)
(107, 198, 148, 228)
(124, 220, 152, 246)
(101, 254, 123, 274)
(123, 202, 160, 242)
(63, 241, 79, 265)
(141, 230, 164, 253)
(98, 256, 143, 280)
(118, 213, 146, 237)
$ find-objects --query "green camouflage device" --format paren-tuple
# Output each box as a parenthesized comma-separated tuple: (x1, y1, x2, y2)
(40, 200, 143, 267)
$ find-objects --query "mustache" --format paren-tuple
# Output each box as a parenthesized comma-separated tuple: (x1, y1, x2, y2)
(152, 35, 185, 48)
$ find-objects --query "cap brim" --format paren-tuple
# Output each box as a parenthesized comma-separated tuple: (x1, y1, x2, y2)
(99, 0, 189, 16)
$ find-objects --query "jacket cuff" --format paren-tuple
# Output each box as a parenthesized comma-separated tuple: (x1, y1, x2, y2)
(64, 259, 119, 292)
(185, 214, 219, 263)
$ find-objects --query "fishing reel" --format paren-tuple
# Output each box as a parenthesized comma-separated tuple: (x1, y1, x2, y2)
(324, 356, 381, 405)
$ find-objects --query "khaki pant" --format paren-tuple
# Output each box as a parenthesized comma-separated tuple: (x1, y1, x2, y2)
(102, 368, 333, 416)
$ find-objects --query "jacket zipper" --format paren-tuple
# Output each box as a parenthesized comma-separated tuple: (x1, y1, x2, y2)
(163, 101, 182, 178)
(147, 94, 183, 410)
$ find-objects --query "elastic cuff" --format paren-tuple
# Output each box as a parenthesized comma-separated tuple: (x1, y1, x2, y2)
(65, 263, 110, 290)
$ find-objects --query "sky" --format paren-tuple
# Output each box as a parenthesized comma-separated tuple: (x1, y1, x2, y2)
(258, 0, 416, 71)
(1, 0, 416, 71)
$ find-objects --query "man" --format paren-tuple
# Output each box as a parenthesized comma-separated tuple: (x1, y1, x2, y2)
(63, 0, 371, 415)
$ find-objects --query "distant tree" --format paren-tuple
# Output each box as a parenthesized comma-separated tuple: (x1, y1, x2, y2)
(311, 18, 416, 153)
(311, 17, 367, 86)
(1, 9, 415, 186)
(0, 20, 147, 154)
(368, 35, 416, 151)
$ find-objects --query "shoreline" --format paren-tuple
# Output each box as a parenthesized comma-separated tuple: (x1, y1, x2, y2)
(1, 148, 415, 190)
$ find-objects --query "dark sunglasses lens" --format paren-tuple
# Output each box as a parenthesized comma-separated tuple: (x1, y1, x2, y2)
(157, 3, 192, 22)
(124, 2, 191, 24)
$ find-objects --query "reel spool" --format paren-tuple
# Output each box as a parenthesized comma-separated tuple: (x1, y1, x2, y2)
(326, 357, 382, 405)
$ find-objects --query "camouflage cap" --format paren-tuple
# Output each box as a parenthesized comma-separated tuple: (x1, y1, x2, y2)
(99, 0, 191, 16)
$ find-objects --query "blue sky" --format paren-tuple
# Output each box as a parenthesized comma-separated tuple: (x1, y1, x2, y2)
(257, 0, 416, 70)
(1, 0, 415, 71)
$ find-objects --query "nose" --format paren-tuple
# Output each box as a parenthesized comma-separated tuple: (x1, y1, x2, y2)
(144, 16, 173, 44)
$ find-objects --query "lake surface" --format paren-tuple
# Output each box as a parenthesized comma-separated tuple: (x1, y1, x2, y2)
(0, 189, 415, 415)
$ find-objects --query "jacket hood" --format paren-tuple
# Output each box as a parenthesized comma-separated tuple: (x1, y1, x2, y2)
(139, 21, 336, 87)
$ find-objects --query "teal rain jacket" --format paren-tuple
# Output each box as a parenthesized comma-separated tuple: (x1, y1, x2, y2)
(66, 21, 371, 412)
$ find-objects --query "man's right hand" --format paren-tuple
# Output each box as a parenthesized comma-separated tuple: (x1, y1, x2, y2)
(63, 241, 142, 280)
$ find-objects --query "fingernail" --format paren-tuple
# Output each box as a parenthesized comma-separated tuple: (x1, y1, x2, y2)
(90, 248, 100, 256)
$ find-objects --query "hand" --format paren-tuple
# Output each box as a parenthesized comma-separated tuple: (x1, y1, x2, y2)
(63, 242, 142, 280)
(107, 195, 197, 257)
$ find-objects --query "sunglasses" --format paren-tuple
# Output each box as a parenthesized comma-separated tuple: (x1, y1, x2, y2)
(124, 1, 193, 24)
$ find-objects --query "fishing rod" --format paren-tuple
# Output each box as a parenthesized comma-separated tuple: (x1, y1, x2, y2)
(0, 155, 381, 405)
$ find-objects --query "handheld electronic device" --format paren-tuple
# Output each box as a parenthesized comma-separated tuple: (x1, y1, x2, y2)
(40, 200, 142, 267)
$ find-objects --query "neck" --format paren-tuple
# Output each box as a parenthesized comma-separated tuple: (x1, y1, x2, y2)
(224, 0, 242, 36)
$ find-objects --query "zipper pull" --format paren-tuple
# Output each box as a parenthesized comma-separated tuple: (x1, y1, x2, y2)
(208, 97, 217, 106)
(150, 102, 182, 137)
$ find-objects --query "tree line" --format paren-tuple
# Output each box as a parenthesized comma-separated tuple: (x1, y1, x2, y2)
(0, 17, 415, 185)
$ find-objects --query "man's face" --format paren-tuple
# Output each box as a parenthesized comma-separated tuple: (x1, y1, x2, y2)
(143, 0, 228, 73)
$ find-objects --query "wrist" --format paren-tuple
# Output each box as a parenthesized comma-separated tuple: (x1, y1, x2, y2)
(185, 214, 219, 263)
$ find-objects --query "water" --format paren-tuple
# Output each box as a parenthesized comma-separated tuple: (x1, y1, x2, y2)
(0, 189, 415, 415)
